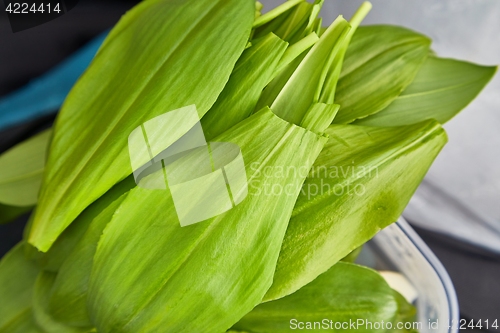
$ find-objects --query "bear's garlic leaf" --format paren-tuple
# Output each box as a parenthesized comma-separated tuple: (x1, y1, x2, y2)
(271, 2, 314, 44)
(271, 16, 351, 125)
(300, 103, 340, 133)
(29, 0, 255, 252)
(0, 242, 40, 332)
(202, 33, 288, 140)
(32, 271, 90, 333)
(233, 262, 398, 333)
(253, 0, 304, 29)
(391, 290, 419, 333)
(87, 108, 328, 333)
(46, 189, 130, 327)
(356, 56, 498, 126)
(38, 177, 135, 273)
(272, 32, 319, 79)
(265, 120, 447, 301)
(0, 203, 31, 225)
(341, 245, 363, 263)
(333, 25, 431, 123)
(0, 129, 51, 207)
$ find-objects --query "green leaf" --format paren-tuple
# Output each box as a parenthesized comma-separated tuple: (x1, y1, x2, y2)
(201, 33, 288, 140)
(333, 25, 431, 124)
(319, 2, 372, 105)
(341, 245, 363, 263)
(0, 242, 40, 332)
(253, 0, 304, 29)
(391, 291, 418, 333)
(0, 203, 31, 225)
(87, 108, 328, 333)
(268, 2, 314, 44)
(233, 262, 398, 333)
(300, 103, 340, 133)
(47, 186, 130, 327)
(255, 51, 307, 115)
(37, 177, 135, 273)
(33, 271, 90, 333)
(356, 56, 498, 126)
(271, 16, 351, 125)
(272, 32, 319, 78)
(254, 0, 324, 45)
(0, 129, 51, 207)
(0, 309, 44, 333)
(30, 0, 255, 252)
(265, 120, 447, 301)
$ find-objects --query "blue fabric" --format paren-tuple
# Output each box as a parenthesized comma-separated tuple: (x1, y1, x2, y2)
(0, 31, 108, 131)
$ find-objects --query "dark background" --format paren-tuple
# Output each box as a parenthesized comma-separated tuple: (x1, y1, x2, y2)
(0, 1, 498, 332)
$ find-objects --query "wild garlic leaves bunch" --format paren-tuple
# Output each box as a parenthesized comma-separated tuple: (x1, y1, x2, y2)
(0, 0, 496, 332)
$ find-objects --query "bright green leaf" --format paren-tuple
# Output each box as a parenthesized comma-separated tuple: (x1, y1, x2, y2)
(272, 32, 319, 78)
(201, 33, 288, 140)
(47, 187, 130, 327)
(254, 0, 324, 45)
(30, 0, 255, 252)
(356, 56, 497, 126)
(265, 120, 447, 301)
(300, 103, 340, 133)
(319, 2, 372, 105)
(87, 108, 328, 333)
(269, 2, 314, 44)
(271, 16, 351, 125)
(392, 291, 418, 333)
(0, 242, 40, 332)
(333, 25, 431, 124)
(0, 129, 51, 207)
(233, 262, 398, 333)
(253, 0, 304, 29)
(33, 271, 90, 333)
(37, 177, 135, 273)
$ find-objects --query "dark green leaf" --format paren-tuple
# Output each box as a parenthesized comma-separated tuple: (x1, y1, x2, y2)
(356, 56, 497, 126)
(333, 25, 431, 124)
(0, 242, 40, 332)
(265, 120, 447, 300)
(233, 262, 398, 333)
(0, 203, 31, 225)
(33, 271, 90, 332)
(391, 290, 418, 333)
(0, 129, 51, 207)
